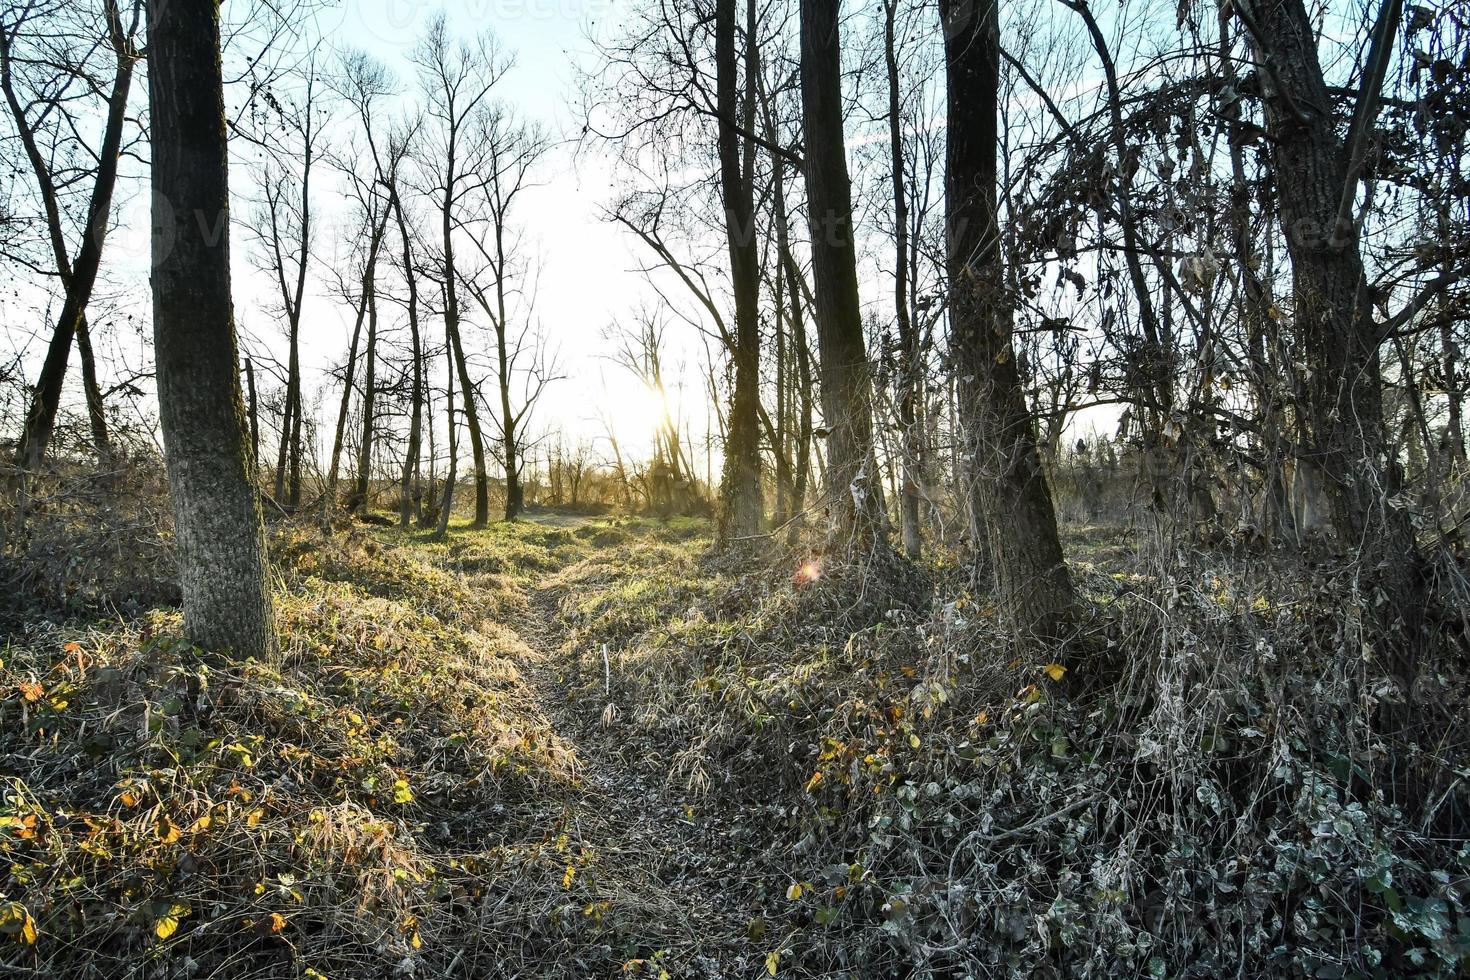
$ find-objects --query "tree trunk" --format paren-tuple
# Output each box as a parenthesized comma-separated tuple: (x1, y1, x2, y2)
(942, 0, 1074, 640)
(773, 163, 814, 538)
(885, 0, 923, 559)
(798, 0, 886, 550)
(435, 322, 458, 539)
(354, 276, 379, 506)
(328, 207, 389, 505)
(441, 186, 489, 527)
(715, 0, 764, 543)
(244, 356, 259, 468)
(9, 16, 134, 469)
(1245, 0, 1424, 675)
(76, 314, 112, 462)
(147, 0, 275, 659)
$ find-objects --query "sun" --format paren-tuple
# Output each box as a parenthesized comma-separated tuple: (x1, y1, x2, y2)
(605, 378, 674, 449)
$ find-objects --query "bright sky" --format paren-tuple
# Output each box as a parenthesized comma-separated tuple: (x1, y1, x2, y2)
(286, 0, 700, 464)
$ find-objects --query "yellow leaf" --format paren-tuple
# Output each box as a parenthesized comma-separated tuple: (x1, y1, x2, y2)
(804, 770, 824, 793)
(154, 901, 191, 940)
(0, 902, 37, 944)
(392, 779, 414, 804)
(562, 864, 576, 888)
(765, 949, 781, 976)
(785, 882, 803, 901)
(187, 814, 212, 834)
(402, 914, 421, 948)
(245, 808, 265, 828)
(1043, 663, 1067, 682)
(156, 815, 182, 844)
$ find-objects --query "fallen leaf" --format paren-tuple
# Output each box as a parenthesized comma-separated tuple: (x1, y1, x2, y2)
(156, 816, 182, 844)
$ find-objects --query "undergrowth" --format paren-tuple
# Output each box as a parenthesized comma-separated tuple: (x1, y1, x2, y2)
(0, 517, 705, 978)
(551, 525, 1470, 978)
(3, 503, 1469, 978)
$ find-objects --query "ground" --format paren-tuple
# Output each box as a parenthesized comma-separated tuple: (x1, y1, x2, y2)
(3, 512, 1469, 978)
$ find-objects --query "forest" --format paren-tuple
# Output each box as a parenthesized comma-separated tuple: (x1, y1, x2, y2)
(1, 0, 1469, 975)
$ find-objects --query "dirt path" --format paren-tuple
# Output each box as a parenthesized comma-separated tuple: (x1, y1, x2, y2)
(487, 520, 755, 972)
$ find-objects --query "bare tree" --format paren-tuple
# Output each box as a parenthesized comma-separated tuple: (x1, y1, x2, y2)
(799, 0, 886, 548)
(412, 14, 508, 528)
(147, 0, 275, 657)
(5, 0, 143, 467)
(942, 0, 1074, 640)
(457, 105, 552, 521)
(243, 57, 322, 508)
(714, 0, 763, 541)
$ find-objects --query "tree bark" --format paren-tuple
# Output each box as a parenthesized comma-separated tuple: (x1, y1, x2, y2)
(885, 0, 923, 559)
(715, 0, 764, 543)
(147, 0, 275, 659)
(385, 180, 424, 529)
(799, 0, 886, 550)
(1243, 0, 1424, 674)
(942, 0, 1074, 640)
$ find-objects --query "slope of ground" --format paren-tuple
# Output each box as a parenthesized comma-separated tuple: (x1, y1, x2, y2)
(3, 514, 1469, 978)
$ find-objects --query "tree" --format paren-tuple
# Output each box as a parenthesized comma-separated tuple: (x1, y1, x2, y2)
(244, 58, 323, 509)
(1236, 0, 1426, 672)
(147, 0, 275, 658)
(5, 0, 142, 468)
(799, 0, 886, 548)
(714, 0, 763, 542)
(941, 0, 1074, 640)
(412, 15, 506, 528)
(456, 105, 553, 522)
(882, 0, 925, 559)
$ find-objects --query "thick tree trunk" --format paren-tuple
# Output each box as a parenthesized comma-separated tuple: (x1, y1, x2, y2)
(943, 0, 1074, 640)
(1246, 0, 1424, 675)
(147, 0, 275, 659)
(715, 0, 764, 543)
(799, 0, 886, 550)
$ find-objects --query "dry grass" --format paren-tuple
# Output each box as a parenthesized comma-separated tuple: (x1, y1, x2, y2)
(4, 505, 1470, 978)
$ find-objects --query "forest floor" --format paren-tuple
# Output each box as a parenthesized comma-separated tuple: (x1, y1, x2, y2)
(4, 507, 1470, 978)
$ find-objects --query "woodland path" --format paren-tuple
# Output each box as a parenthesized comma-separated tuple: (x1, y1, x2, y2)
(485, 513, 759, 972)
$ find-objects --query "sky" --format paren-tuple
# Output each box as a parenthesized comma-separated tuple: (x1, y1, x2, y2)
(50, 0, 713, 469)
(283, 0, 702, 463)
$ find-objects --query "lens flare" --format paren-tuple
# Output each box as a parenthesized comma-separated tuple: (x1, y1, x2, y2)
(793, 559, 821, 585)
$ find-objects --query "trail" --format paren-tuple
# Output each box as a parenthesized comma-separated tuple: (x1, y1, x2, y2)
(485, 513, 754, 971)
